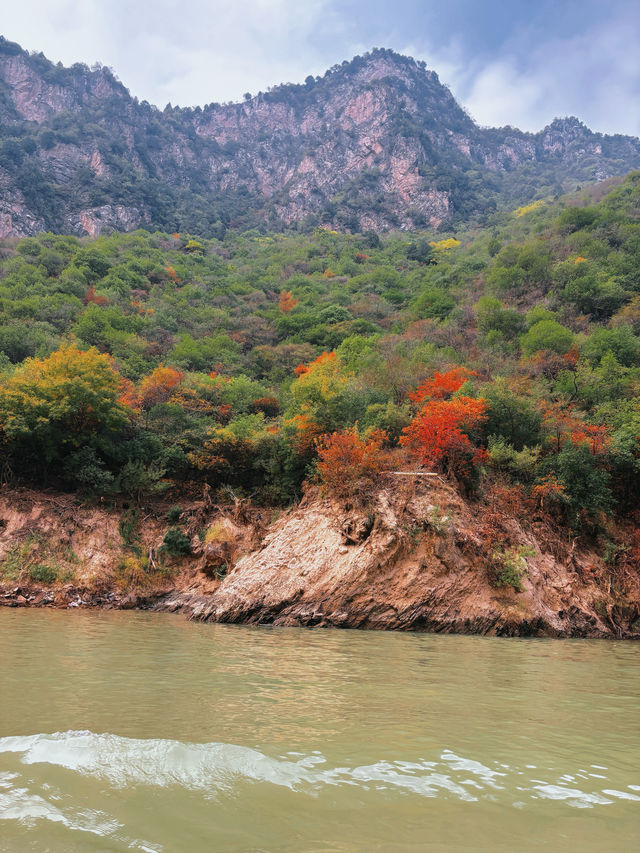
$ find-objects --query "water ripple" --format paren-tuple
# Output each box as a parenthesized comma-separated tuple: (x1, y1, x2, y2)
(1, 730, 638, 812)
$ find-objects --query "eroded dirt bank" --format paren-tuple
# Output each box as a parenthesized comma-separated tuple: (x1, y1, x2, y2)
(1, 480, 639, 638)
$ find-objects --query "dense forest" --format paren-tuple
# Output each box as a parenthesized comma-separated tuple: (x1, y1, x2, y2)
(0, 172, 638, 552)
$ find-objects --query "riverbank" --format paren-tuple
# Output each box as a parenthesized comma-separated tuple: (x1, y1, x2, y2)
(1, 481, 639, 637)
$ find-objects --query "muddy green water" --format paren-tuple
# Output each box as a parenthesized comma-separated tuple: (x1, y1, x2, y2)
(0, 610, 638, 852)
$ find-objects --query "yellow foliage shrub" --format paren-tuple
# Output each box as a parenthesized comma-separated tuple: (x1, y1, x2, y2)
(514, 199, 546, 218)
(118, 555, 149, 590)
(429, 238, 461, 251)
(204, 521, 229, 545)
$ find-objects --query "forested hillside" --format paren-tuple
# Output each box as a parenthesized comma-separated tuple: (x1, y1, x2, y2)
(1, 37, 639, 237)
(0, 171, 638, 549)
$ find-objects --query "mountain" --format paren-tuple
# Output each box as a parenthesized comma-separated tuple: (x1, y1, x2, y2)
(1, 37, 639, 238)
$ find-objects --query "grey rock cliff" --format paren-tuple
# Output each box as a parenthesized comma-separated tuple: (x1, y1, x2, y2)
(1, 39, 639, 237)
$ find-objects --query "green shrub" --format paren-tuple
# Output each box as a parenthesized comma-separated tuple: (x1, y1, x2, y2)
(28, 563, 58, 584)
(487, 437, 540, 479)
(119, 511, 140, 551)
(539, 444, 612, 527)
(483, 385, 542, 450)
(166, 505, 183, 524)
(492, 545, 535, 592)
(521, 319, 574, 356)
(162, 527, 192, 557)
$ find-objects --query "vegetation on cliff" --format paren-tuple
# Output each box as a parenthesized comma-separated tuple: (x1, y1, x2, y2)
(1, 38, 639, 236)
(0, 170, 636, 558)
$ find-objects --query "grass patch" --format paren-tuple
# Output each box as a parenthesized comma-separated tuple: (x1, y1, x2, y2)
(491, 545, 535, 592)
(28, 563, 58, 584)
(0, 544, 26, 580)
(119, 510, 141, 554)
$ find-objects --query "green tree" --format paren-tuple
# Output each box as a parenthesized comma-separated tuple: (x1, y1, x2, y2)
(521, 319, 574, 356)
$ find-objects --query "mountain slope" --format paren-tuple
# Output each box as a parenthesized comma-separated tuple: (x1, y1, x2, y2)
(0, 174, 639, 628)
(1, 37, 639, 237)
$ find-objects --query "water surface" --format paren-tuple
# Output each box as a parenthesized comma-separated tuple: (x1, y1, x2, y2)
(0, 609, 638, 851)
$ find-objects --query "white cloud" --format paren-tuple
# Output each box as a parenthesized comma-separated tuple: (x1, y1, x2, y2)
(1, 1, 638, 135)
(411, 13, 640, 135)
(1, 0, 352, 107)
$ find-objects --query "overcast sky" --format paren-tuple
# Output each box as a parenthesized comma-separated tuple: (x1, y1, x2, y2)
(3, 0, 639, 135)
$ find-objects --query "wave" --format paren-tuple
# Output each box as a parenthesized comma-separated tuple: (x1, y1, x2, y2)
(2, 731, 639, 805)
(1, 731, 639, 848)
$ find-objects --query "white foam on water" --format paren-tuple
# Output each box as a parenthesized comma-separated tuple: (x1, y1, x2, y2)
(601, 788, 640, 801)
(0, 769, 128, 841)
(530, 783, 613, 808)
(0, 731, 638, 816)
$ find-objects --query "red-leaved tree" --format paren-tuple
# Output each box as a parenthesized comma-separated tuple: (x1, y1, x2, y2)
(409, 367, 476, 402)
(401, 397, 487, 480)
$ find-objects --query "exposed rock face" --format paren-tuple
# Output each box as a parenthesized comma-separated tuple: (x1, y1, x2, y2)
(0, 52, 118, 122)
(72, 204, 147, 237)
(164, 480, 640, 638)
(1, 38, 639, 237)
(0, 483, 638, 636)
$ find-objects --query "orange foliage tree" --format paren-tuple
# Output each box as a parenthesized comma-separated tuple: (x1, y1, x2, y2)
(401, 367, 486, 484)
(401, 397, 487, 480)
(294, 350, 337, 377)
(138, 366, 184, 410)
(315, 428, 394, 498)
(409, 367, 476, 402)
(530, 474, 568, 511)
(250, 396, 280, 417)
(278, 290, 299, 313)
(569, 423, 610, 455)
(83, 285, 108, 306)
(291, 413, 322, 456)
(541, 401, 609, 455)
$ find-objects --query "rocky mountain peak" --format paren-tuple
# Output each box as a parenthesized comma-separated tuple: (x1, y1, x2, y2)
(0, 38, 639, 238)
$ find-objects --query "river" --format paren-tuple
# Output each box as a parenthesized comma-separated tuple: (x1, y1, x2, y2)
(0, 609, 638, 851)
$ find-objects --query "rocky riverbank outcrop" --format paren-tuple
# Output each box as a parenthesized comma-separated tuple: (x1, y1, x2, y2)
(1, 480, 638, 638)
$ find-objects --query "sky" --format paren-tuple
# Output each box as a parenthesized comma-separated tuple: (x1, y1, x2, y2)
(2, 0, 639, 135)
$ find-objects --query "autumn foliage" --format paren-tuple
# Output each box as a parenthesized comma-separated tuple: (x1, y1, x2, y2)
(292, 413, 323, 455)
(278, 289, 299, 313)
(250, 396, 280, 417)
(0, 345, 128, 461)
(138, 366, 183, 409)
(401, 397, 487, 479)
(409, 367, 476, 402)
(530, 475, 567, 511)
(401, 368, 487, 483)
(541, 401, 610, 455)
(315, 428, 394, 498)
(83, 285, 108, 306)
(294, 350, 336, 376)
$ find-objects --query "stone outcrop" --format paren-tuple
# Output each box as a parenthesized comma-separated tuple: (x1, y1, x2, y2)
(162, 479, 640, 638)
(1, 39, 639, 237)
(0, 481, 638, 637)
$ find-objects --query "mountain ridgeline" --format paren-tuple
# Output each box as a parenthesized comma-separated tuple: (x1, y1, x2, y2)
(1, 36, 639, 238)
